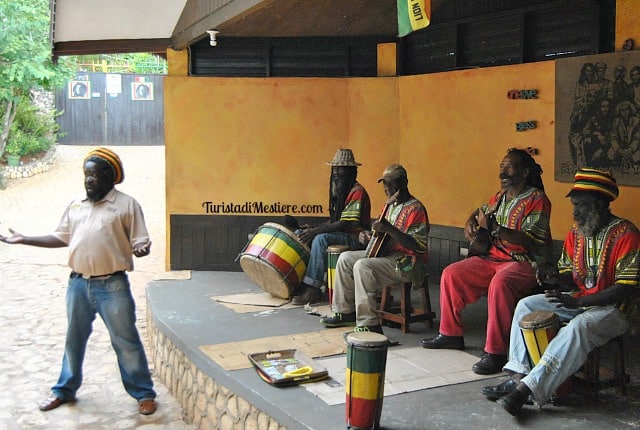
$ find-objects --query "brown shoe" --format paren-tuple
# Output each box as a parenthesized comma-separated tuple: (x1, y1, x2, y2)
(138, 398, 157, 415)
(291, 286, 323, 305)
(38, 394, 76, 411)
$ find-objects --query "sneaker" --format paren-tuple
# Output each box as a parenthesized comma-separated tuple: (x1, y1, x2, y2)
(321, 312, 356, 327)
(291, 286, 323, 305)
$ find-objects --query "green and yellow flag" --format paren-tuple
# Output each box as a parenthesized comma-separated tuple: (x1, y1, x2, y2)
(397, 0, 431, 37)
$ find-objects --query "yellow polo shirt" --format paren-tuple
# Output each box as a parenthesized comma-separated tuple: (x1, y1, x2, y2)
(53, 188, 150, 277)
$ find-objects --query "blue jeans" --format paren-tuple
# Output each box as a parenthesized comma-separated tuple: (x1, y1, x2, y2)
(504, 294, 628, 405)
(51, 272, 156, 402)
(302, 232, 362, 289)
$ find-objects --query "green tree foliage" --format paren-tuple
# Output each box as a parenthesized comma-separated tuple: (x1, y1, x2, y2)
(0, 0, 75, 157)
(76, 53, 167, 74)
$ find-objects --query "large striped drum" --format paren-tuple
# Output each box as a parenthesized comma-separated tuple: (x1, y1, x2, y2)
(239, 223, 310, 299)
(345, 331, 389, 430)
(327, 244, 349, 306)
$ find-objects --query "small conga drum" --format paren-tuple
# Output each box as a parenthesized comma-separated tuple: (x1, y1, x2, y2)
(518, 310, 560, 366)
(345, 331, 389, 430)
(239, 223, 310, 299)
(519, 310, 571, 399)
(327, 244, 349, 306)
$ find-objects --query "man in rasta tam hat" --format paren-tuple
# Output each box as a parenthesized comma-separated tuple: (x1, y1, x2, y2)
(482, 168, 640, 416)
(0, 147, 158, 415)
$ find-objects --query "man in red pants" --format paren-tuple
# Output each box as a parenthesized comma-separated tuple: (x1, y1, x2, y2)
(422, 148, 553, 375)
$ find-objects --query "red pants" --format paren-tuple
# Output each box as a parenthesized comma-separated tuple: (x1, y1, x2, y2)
(438, 256, 536, 355)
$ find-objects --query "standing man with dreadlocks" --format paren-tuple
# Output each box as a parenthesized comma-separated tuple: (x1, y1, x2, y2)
(290, 149, 371, 305)
(0, 147, 157, 415)
(422, 148, 553, 375)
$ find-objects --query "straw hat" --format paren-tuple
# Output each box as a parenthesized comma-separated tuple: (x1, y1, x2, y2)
(326, 149, 361, 166)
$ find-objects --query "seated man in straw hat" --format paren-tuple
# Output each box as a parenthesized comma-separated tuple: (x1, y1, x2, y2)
(482, 168, 640, 416)
(290, 149, 371, 305)
(320, 164, 429, 334)
(0, 147, 158, 415)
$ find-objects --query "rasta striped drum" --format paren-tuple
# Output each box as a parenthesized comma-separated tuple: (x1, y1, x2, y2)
(327, 244, 349, 306)
(345, 331, 389, 430)
(519, 309, 572, 400)
(518, 310, 560, 366)
(239, 223, 310, 299)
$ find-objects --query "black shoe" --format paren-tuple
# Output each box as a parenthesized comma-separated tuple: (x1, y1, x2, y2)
(321, 312, 356, 327)
(421, 333, 465, 350)
(497, 388, 528, 416)
(472, 353, 507, 375)
(291, 286, 323, 305)
(481, 378, 517, 400)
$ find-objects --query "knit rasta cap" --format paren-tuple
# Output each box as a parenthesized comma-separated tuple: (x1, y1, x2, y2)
(566, 168, 618, 201)
(84, 147, 124, 184)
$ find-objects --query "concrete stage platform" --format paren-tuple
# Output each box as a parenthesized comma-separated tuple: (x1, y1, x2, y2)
(145, 271, 640, 430)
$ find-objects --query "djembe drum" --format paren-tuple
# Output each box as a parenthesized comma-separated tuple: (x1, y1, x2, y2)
(345, 331, 389, 430)
(238, 223, 310, 299)
(519, 310, 560, 366)
(519, 309, 571, 399)
(327, 244, 349, 306)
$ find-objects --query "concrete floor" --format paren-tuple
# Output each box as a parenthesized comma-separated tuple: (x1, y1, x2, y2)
(147, 271, 640, 430)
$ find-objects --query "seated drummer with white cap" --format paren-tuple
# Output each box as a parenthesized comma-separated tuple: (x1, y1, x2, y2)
(483, 168, 640, 416)
(320, 164, 430, 334)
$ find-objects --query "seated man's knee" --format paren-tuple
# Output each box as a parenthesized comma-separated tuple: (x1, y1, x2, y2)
(311, 233, 329, 249)
(352, 257, 375, 277)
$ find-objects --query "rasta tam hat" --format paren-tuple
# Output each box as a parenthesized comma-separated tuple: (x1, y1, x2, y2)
(326, 148, 362, 166)
(84, 147, 124, 184)
(378, 164, 408, 183)
(566, 168, 618, 201)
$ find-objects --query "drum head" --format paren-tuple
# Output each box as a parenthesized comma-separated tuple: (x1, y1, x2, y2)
(346, 331, 389, 347)
(239, 255, 291, 299)
(262, 222, 310, 254)
(519, 310, 559, 330)
(327, 244, 350, 253)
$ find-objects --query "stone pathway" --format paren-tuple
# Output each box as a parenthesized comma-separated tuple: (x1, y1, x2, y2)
(0, 145, 194, 429)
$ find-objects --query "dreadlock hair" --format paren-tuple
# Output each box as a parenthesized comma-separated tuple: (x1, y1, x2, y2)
(506, 148, 545, 192)
(328, 166, 358, 222)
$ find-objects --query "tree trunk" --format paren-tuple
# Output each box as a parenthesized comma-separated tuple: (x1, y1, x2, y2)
(0, 99, 17, 157)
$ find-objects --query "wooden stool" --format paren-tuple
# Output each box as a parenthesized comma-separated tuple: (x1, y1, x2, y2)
(573, 292, 638, 400)
(574, 334, 628, 399)
(377, 276, 436, 333)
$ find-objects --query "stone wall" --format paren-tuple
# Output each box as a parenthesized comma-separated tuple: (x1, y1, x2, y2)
(3, 146, 57, 180)
(146, 306, 287, 430)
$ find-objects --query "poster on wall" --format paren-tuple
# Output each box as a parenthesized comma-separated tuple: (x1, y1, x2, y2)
(555, 50, 640, 186)
(68, 80, 90, 100)
(132, 82, 154, 101)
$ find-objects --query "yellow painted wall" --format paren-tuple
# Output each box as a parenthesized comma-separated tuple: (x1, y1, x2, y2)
(164, 77, 399, 220)
(616, 0, 640, 50)
(165, 68, 640, 237)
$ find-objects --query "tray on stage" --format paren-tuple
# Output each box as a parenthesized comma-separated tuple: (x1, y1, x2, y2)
(248, 349, 329, 386)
